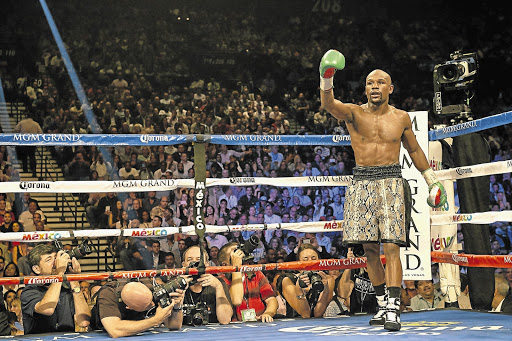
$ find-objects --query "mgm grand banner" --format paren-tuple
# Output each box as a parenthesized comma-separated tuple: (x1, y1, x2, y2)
(401, 111, 431, 280)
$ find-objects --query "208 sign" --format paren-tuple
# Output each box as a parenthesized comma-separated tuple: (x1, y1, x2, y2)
(312, 0, 342, 13)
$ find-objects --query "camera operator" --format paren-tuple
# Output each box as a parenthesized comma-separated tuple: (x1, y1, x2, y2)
(20, 244, 91, 334)
(218, 242, 278, 322)
(94, 280, 185, 338)
(275, 244, 333, 318)
(181, 245, 233, 325)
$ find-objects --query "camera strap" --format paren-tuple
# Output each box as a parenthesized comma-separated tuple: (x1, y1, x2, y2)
(193, 135, 209, 274)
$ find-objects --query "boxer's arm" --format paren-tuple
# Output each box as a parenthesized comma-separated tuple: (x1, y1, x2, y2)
(401, 113, 430, 172)
(320, 91, 356, 123)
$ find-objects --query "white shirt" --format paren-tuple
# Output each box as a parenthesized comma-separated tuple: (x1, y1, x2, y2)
(218, 194, 238, 209)
(18, 210, 46, 232)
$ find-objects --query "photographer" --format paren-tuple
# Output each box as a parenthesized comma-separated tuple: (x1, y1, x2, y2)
(218, 242, 278, 322)
(95, 280, 185, 338)
(181, 245, 233, 325)
(20, 244, 91, 334)
(331, 247, 377, 315)
(275, 244, 333, 318)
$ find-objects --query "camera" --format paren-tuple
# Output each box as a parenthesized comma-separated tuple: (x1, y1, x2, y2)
(183, 302, 211, 326)
(236, 234, 260, 262)
(152, 276, 188, 308)
(433, 51, 478, 116)
(54, 240, 93, 271)
(186, 261, 202, 285)
(300, 271, 324, 292)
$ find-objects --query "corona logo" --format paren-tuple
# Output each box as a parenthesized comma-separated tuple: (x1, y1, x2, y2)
(19, 182, 50, 190)
(452, 254, 468, 264)
(455, 167, 473, 176)
(229, 177, 255, 184)
(332, 135, 351, 143)
(139, 135, 170, 143)
(27, 277, 59, 285)
(240, 265, 263, 272)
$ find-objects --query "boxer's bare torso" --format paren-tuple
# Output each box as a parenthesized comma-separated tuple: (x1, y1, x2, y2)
(321, 69, 429, 171)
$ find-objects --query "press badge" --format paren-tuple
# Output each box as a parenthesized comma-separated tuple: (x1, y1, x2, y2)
(241, 308, 257, 322)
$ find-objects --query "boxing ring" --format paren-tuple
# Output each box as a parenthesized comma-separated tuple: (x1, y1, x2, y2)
(2, 310, 510, 341)
(1, 110, 512, 339)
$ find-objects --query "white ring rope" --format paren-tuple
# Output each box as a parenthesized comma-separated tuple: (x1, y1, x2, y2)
(5, 159, 511, 194)
(0, 220, 344, 242)
(1, 157, 511, 243)
(431, 211, 512, 226)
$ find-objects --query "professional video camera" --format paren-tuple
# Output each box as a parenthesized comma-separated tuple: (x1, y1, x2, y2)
(182, 302, 211, 326)
(299, 271, 324, 293)
(236, 234, 260, 262)
(433, 51, 478, 118)
(54, 240, 93, 271)
(152, 276, 188, 308)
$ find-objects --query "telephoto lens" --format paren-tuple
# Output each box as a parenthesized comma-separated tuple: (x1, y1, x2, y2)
(153, 276, 188, 308)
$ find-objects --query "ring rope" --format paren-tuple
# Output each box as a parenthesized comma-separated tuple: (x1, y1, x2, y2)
(1, 250, 509, 287)
(2, 110, 511, 148)
(2, 208, 512, 244)
(0, 257, 374, 286)
(0, 220, 345, 243)
(428, 110, 512, 140)
(431, 251, 512, 268)
(6, 159, 511, 194)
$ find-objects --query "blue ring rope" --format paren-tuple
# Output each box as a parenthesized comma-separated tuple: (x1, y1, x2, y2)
(2, 110, 510, 146)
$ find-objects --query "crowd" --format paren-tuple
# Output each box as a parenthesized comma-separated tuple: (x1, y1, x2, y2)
(1, 0, 512, 336)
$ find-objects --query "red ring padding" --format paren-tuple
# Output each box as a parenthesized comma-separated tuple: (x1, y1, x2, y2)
(431, 251, 512, 268)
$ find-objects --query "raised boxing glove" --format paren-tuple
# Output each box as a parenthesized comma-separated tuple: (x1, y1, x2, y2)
(319, 50, 345, 91)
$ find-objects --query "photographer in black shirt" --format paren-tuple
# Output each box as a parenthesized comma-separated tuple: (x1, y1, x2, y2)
(20, 244, 90, 334)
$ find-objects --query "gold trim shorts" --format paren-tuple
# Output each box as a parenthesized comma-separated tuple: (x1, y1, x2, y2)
(342, 164, 411, 246)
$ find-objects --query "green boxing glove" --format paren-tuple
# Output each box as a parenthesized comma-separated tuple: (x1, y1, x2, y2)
(319, 49, 345, 92)
(422, 168, 447, 208)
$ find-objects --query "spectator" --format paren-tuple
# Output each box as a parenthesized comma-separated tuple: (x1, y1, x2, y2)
(151, 196, 169, 219)
(66, 152, 91, 181)
(491, 275, 510, 312)
(18, 202, 45, 232)
(14, 114, 42, 177)
(409, 280, 445, 311)
(149, 239, 167, 270)
(142, 191, 160, 213)
(0, 201, 14, 226)
(206, 232, 228, 250)
(90, 153, 112, 180)
(16, 243, 35, 276)
(119, 161, 140, 180)
(218, 187, 238, 210)
(127, 198, 143, 221)
(238, 186, 258, 214)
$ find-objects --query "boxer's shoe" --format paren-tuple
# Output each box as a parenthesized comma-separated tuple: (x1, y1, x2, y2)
(369, 294, 387, 326)
(383, 298, 401, 331)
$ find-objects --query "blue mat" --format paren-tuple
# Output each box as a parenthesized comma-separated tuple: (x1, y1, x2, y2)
(8, 310, 512, 340)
